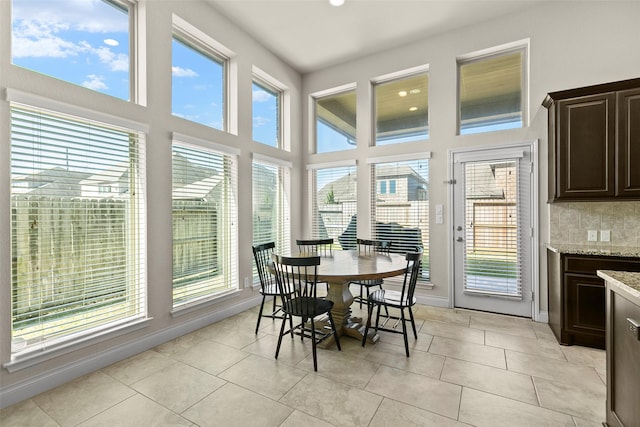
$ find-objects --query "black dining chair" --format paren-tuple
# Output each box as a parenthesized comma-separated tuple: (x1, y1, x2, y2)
(296, 238, 334, 256)
(351, 238, 391, 309)
(252, 242, 293, 335)
(271, 253, 341, 371)
(361, 248, 423, 357)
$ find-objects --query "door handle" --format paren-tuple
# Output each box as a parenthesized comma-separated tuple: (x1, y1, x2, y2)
(456, 226, 463, 231)
(456, 237, 464, 242)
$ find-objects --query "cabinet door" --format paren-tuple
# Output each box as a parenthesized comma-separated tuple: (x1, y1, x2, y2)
(564, 273, 606, 339)
(556, 93, 616, 199)
(616, 88, 640, 197)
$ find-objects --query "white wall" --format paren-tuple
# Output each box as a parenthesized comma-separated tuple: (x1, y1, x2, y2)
(301, 1, 640, 309)
(0, 0, 302, 407)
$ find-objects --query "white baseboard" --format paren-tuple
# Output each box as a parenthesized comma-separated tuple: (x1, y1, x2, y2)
(415, 295, 450, 308)
(536, 310, 549, 323)
(0, 295, 262, 409)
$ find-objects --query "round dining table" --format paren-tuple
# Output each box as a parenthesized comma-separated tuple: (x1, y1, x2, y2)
(294, 249, 408, 343)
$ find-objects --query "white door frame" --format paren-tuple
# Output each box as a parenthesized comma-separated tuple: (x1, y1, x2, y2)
(447, 140, 540, 320)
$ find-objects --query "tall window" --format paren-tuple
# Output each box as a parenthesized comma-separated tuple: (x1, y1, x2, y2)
(252, 80, 281, 148)
(311, 165, 357, 249)
(372, 158, 430, 280)
(458, 44, 527, 135)
(10, 103, 146, 356)
(172, 25, 227, 130)
(172, 140, 238, 308)
(11, 0, 134, 101)
(252, 159, 290, 278)
(374, 72, 429, 145)
(314, 89, 357, 153)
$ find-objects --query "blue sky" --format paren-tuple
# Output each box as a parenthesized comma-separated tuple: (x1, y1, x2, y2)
(11, 0, 277, 146)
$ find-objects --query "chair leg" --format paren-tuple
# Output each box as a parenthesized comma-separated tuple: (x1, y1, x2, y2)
(275, 314, 288, 360)
(400, 309, 410, 357)
(255, 295, 266, 335)
(327, 310, 341, 351)
(408, 306, 418, 339)
(359, 285, 364, 309)
(310, 317, 318, 372)
(362, 302, 374, 348)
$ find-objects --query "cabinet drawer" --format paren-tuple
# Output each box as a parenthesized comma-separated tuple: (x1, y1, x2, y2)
(564, 256, 640, 274)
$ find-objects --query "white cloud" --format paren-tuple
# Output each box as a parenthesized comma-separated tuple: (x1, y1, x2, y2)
(82, 74, 108, 91)
(253, 116, 270, 128)
(12, 21, 82, 58)
(253, 90, 272, 103)
(172, 66, 198, 77)
(95, 46, 128, 72)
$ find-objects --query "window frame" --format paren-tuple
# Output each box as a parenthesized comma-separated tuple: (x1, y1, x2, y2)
(456, 41, 529, 135)
(311, 84, 357, 154)
(252, 69, 286, 150)
(6, 90, 148, 370)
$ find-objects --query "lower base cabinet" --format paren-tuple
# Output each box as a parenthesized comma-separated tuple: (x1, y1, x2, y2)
(547, 249, 640, 349)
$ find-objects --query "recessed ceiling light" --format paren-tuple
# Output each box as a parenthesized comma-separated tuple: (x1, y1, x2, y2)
(409, 106, 418, 112)
(398, 91, 408, 97)
(104, 39, 119, 47)
(329, 0, 345, 6)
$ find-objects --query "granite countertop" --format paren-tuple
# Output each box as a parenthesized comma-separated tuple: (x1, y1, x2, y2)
(597, 270, 640, 305)
(547, 243, 640, 258)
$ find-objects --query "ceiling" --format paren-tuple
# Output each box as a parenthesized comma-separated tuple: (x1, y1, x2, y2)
(205, 0, 547, 74)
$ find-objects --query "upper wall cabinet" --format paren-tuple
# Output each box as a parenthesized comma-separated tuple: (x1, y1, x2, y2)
(543, 78, 640, 202)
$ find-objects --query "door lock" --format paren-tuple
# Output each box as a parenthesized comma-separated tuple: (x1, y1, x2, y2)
(456, 237, 464, 242)
(456, 226, 463, 231)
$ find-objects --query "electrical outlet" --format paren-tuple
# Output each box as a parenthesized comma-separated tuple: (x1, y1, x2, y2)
(244, 277, 250, 288)
(600, 230, 611, 242)
(587, 230, 598, 242)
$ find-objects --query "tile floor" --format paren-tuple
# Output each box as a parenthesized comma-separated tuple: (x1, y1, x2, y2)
(1, 305, 607, 427)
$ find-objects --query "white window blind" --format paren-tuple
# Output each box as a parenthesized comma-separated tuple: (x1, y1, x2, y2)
(172, 141, 238, 308)
(462, 160, 522, 297)
(10, 103, 147, 356)
(252, 160, 290, 279)
(311, 166, 357, 249)
(371, 159, 430, 280)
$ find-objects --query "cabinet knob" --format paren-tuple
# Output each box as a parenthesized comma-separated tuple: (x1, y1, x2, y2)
(628, 318, 640, 341)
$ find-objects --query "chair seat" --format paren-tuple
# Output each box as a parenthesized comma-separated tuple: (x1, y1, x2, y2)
(283, 297, 334, 318)
(351, 278, 383, 287)
(368, 289, 416, 307)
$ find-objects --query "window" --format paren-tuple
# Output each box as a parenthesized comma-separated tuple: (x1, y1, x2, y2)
(458, 44, 527, 135)
(10, 102, 146, 357)
(172, 139, 238, 308)
(314, 88, 357, 153)
(371, 158, 430, 280)
(252, 80, 281, 148)
(252, 159, 290, 279)
(374, 72, 429, 145)
(310, 165, 357, 249)
(172, 25, 227, 130)
(11, 0, 134, 101)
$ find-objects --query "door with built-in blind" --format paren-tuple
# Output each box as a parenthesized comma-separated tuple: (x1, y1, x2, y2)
(452, 144, 534, 317)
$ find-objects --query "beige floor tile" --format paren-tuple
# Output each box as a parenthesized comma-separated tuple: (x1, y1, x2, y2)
(369, 398, 467, 426)
(440, 358, 538, 405)
(485, 330, 566, 360)
(131, 361, 226, 413)
(505, 350, 603, 390)
(101, 350, 175, 385)
(241, 332, 312, 365)
(413, 306, 471, 327)
(77, 394, 191, 427)
(280, 410, 335, 427)
(365, 365, 462, 419)
(364, 342, 445, 379)
(0, 399, 59, 427)
(33, 371, 135, 426)
(218, 354, 307, 400)
(296, 349, 379, 388)
(193, 319, 265, 349)
(429, 336, 506, 369)
(596, 366, 607, 385)
(534, 377, 606, 422)
(372, 329, 433, 353)
(531, 321, 557, 340)
(280, 373, 382, 427)
(469, 314, 537, 339)
(183, 383, 292, 427)
(559, 345, 606, 371)
(573, 416, 606, 427)
(458, 387, 575, 427)
(419, 319, 485, 344)
(155, 334, 249, 375)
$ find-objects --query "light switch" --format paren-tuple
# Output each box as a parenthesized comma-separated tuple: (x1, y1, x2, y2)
(601, 230, 611, 242)
(435, 204, 443, 224)
(588, 230, 597, 241)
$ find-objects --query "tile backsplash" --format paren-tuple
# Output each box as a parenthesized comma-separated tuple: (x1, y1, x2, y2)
(549, 201, 640, 247)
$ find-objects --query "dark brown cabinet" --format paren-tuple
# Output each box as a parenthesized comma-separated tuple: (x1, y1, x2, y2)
(547, 249, 640, 349)
(544, 78, 640, 202)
